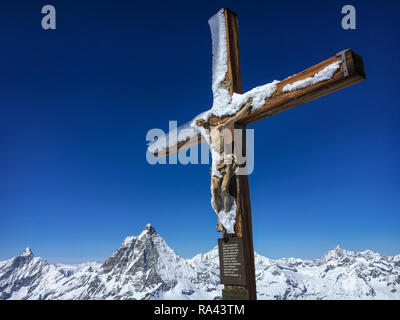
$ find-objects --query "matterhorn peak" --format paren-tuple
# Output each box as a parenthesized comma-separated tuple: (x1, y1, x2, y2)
(139, 223, 157, 237)
(20, 247, 33, 257)
(145, 223, 156, 233)
(120, 225, 159, 247)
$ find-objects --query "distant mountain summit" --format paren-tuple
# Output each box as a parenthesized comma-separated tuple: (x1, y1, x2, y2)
(1, 225, 399, 300)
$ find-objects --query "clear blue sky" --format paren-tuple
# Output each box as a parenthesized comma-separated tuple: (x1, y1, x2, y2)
(1, 0, 399, 264)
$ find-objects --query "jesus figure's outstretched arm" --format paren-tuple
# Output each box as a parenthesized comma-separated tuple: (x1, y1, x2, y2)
(220, 98, 253, 130)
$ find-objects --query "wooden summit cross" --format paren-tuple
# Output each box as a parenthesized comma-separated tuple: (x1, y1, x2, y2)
(149, 8, 365, 300)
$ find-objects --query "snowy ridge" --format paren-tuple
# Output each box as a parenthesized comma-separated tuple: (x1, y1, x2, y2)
(282, 61, 342, 93)
(1, 226, 399, 300)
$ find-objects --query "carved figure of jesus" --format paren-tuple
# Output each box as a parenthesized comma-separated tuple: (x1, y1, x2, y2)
(196, 98, 253, 232)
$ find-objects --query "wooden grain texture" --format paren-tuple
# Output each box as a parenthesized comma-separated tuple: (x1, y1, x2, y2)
(232, 123, 257, 300)
(224, 8, 242, 95)
(222, 8, 257, 301)
(238, 49, 366, 125)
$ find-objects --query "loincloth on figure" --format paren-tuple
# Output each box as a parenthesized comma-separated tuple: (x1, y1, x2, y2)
(210, 154, 238, 177)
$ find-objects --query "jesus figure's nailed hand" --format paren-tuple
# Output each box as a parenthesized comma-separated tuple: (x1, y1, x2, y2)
(195, 118, 210, 129)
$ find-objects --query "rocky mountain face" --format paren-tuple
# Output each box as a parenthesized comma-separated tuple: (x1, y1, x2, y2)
(0, 224, 399, 300)
(254, 246, 400, 299)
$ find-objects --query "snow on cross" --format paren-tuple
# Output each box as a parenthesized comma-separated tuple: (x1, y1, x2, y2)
(147, 8, 366, 300)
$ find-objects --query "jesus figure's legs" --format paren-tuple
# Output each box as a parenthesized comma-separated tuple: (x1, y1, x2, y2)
(211, 175, 222, 212)
(211, 175, 224, 231)
(221, 163, 233, 213)
(212, 162, 234, 231)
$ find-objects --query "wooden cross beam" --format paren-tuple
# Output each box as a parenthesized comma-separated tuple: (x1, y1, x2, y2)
(149, 8, 365, 300)
(220, 9, 256, 300)
(152, 41, 365, 157)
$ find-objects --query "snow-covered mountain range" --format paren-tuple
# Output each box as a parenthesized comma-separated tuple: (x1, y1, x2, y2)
(1, 224, 399, 300)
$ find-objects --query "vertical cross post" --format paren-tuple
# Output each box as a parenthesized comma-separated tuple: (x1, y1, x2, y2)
(221, 8, 257, 300)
